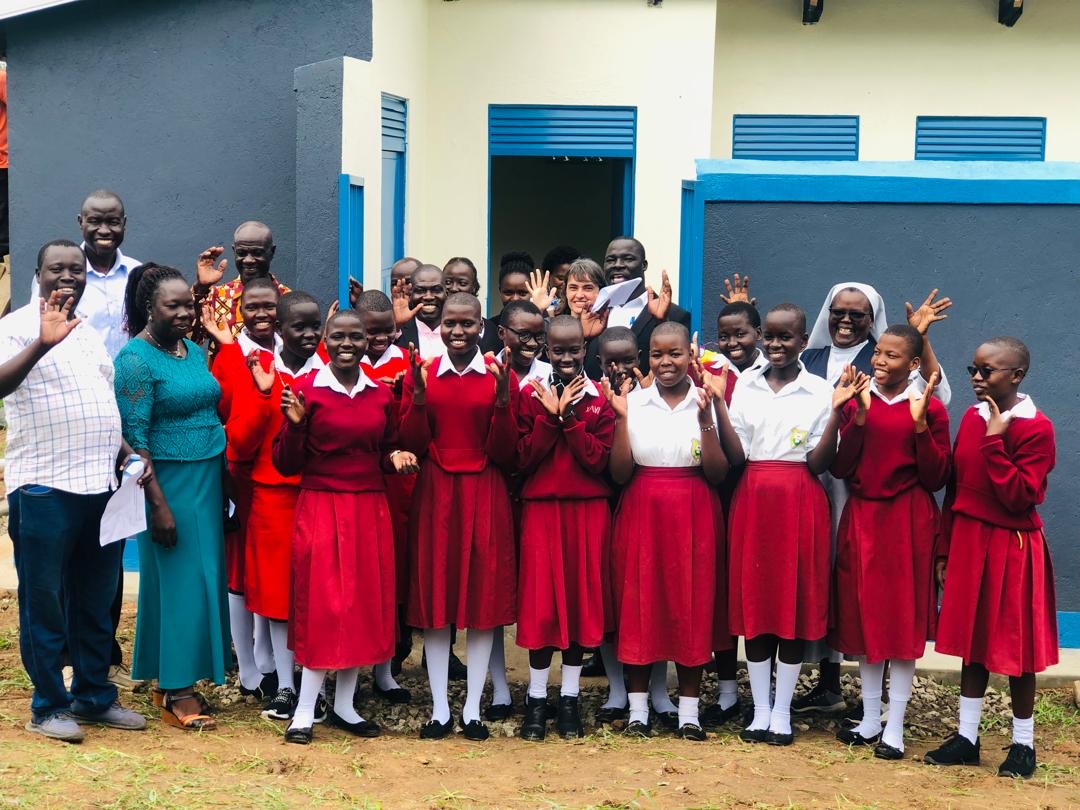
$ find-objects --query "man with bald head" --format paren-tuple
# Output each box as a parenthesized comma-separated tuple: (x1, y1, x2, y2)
(391, 256, 422, 291)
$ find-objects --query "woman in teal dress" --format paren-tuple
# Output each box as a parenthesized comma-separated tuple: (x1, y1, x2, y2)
(114, 263, 230, 730)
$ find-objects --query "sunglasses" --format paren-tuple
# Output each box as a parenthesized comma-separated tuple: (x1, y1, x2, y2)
(503, 326, 546, 345)
(967, 365, 1022, 379)
(829, 308, 870, 322)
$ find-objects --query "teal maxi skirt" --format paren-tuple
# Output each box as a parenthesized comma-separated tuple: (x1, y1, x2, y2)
(132, 455, 231, 688)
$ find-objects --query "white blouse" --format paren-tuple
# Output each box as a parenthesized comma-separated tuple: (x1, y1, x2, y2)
(627, 382, 704, 468)
(728, 363, 834, 462)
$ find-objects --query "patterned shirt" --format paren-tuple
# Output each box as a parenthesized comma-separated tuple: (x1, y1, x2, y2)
(192, 273, 290, 343)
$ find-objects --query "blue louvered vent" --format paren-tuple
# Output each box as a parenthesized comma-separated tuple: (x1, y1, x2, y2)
(489, 105, 636, 158)
(732, 115, 859, 161)
(381, 94, 407, 153)
(915, 117, 1045, 161)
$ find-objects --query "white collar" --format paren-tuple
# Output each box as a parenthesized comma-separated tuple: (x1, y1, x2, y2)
(976, 394, 1036, 422)
(435, 349, 488, 377)
(743, 360, 822, 396)
(416, 318, 440, 336)
(311, 365, 377, 399)
(829, 340, 870, 359)
(274, 348, 324, 377)
(636, 380, 700, 413)
(497, 349, 550, 382)
(710, 349, 765, 378)
(536, 373, 600, 401)
(79, 244, 135, 278)
(237, 329, 282, 357)
(590, 278, 644, 313)
(370, 343, 405, 369)
(870, 379, 919, 406)
(806, 282, 888, 351)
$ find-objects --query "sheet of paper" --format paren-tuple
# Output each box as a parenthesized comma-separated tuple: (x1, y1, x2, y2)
(99, 467, 147, 546)
(590, 278, 641, 313)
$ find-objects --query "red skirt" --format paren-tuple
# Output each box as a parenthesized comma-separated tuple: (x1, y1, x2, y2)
(407, 462, 516, 630)
(289, 489, 397, 669)
(728, 461, 831, 641)
(226, 461, 254, 593)
(935, 514, 1058, 676)
(516, 498, 611, 651)
(244, 483, 299, 621)
(384, 473, 415, 606)
(828, 487, 939, 662)
(611, 466, 724, 667)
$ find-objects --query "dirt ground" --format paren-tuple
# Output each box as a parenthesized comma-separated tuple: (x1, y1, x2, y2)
(0, 598, 1078, 809)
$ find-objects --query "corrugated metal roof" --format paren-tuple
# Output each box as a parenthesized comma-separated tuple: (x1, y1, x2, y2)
(0, 0, 83, 23)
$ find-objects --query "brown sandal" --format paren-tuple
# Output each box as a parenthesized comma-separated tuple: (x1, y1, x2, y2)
(152, 687, 211, 714)
(162, 691, 216, 731)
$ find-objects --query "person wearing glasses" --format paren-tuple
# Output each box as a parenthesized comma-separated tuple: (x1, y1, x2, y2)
(497, 300, 552, 387)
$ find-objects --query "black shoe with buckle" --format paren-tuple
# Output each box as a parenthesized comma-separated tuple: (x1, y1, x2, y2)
(739, 726, 769, 743)
(767, 729, 795, 746)
(596, 704, 628, 724)
(261, 687, 298, 721)
(623, 719, 651, 738)
(519, 696, 548, 742)
(701, 701, 741, 729)
(924, 732, 980, 766)
(836, 726, 879, 746)
(240, 672, 279, 702)
(284, 724, 313, 745)
(373, 682, 412, 704)
(555, 695, 583, 740)
(791, 684, 846, 715)
(677, 723, 707, 741)
(328, 709, 381, 738)
(580, 651, 606, 678)
(998, 743, 1036, 779)
(419, 718, 454, 739)
(874, 741, 904, 761)
(460, 716, 490, 741)
(484, 702, 514, 722)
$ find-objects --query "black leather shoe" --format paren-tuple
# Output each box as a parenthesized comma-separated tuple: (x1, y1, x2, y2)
(767, 730, 795, 746)
(836, 726, 879, 746)
(519, 696, 548, 741)
(284, 725, 313, 745)
(596, 705, 628, 724)
(874, 741, 904, 761)
(372, 682, 412, 704)
(580, 651, 606, 678)
(327, 709, 381, 738)
(556, 696, 584, 740)
(419, 718, 454, 740)
(447, 652, 468, 682)
(998, 743, 1036, 778)
(924, 733, 980, 766)
(240, 672, 279, 702)
(484, 702, 514, 722)
(739, 727, 769, 743)
(656, 710, 679, 730)
(460, 716, 490, 741)
(701, 701, 741, 729)
(623, 720, 652, 738)
(676, 723, 707, 741)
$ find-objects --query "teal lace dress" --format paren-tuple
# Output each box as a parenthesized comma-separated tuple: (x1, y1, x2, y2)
(114, 337, 231, 688)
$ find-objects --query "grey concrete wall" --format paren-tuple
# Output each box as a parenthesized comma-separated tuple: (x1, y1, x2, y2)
(6, 0, 371, 301)
(702, 201, 1080, 610)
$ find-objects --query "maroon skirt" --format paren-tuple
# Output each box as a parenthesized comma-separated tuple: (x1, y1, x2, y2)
(935, 514, 1058, 676)
(728, 461, 831, 641)
(611, 466, 724, 667)
(407, 462, 516, 630)
(244, 483, 299, 621)
(226, 461, 254, 593)
(516, 498, 611, 651)
(384, 472, 415, 607)
(289, 489, 397, 669)
(828, 487, 939, 662)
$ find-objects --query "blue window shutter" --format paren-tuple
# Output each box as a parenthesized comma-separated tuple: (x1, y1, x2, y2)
(732, 115, 859, 161)
(915, 117, 1045, 161)
(489, 105, 636, 158)
(381, 94, 407, 153)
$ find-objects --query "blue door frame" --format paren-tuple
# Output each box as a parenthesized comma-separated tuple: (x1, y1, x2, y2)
(337, 174, 364, 306)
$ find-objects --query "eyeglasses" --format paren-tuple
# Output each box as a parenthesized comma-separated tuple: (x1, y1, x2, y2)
(503, 326, 546, 345)
(967, 365, 1021, 379)
(829, 308, 870, 322)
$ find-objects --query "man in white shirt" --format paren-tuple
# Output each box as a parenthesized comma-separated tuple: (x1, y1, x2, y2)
(1, 239, 147, 742)
(395, 265, 450, 360)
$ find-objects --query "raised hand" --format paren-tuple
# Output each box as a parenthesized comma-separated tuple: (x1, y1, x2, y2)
(486, 353, 510, 406)
(908, 370, 938, 429)
(699, 361, 729, 403)
(721, 273, 756, 306)
(196, 246, 228, 288)
(392, 278, 422, 326)
(199, 299, 233, 346)
(646, 269, 673, 321)
(580, 307, 609, 339)
(696, 385, 716, 427)
(247, 350, 275, 394)
(38, 291, 80, 347)
(601, 375, 631, 419)
(833, 364, 870, 411)
(390, 450, 420, 475)
(905, 288, 952, 335)
(632, 367, 654, 390)
(280, 386, 306, 425)
(526, 268, 557, 314)
(557, 375, 587, 416)
(983, 395, 1013, 437)
(348, 277, 364, 308)
(408, 343, 431, 396)
(528, 378, 560, 415)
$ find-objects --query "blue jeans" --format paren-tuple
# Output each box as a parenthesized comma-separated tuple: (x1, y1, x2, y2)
(8, 485, 120, 719)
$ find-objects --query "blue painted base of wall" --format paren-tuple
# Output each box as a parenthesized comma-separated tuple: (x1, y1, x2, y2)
(122, 541, 139, 573)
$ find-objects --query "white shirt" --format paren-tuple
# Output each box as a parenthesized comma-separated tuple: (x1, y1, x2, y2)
(729, 362, 834, 462)
(709, 349, 768, 379)
(236, 328, 283, 359)
(626, 381, 704, 467)
(415, 319, 445, 360)
(534, 373, 601, 402)
(824, 341, 868, 386)
(607, 291, 649, 329)
(435, 348, 488, 378)
(976, 392, 1036, 422)
(370, 343, 406, 370)
(274, 347, 324, 377)
(497, 349, 552, 389)
(0, 302, 123, 494)
(311, 364, 377, 399)
(869, 379, 921, 405)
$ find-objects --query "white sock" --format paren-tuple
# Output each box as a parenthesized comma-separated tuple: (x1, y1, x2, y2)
(1012, 715, 1034, 747)
(882, 659, 915, 751)
(290, 667, 326, 730)
(650, 662, 677, 714)
(717, 679, 738, 711)
(267, 620, 295, 692)
(253, 614, 275, 675)
(528, 666, 549, 700)
(424, 627, 452, 724)
(464, 628, 494, 723)
(599, 641, 627, 709)
(857, 659, 885, 739)
(488, 627, 511, 707)
(769, 661, 801, 736)
(958, 695, 984, 744)
(746, 658, 772, 731)
(628, 691, 649, 725)
(228, 594, 261, 690)
(678, 695, 700, 728)
(333, 666, 363, 724)
(560, 664, 582, 698)
(374, 660, 401, 692)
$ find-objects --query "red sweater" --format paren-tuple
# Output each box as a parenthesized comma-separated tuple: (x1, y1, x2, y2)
(831, 395, 951, 498)
(399, 355, 518, 473)
(272, 375, 397, 492)
(212, 343, 273, 464)
(517, 386, 615, 500)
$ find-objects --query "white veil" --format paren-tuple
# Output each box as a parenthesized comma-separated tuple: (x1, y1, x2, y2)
(805, 282, 888, 350)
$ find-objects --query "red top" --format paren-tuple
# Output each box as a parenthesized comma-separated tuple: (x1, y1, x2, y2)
(940, 407, 1055, 544)
(272, 373, 397, 492)
(363, 354, 411, 385)
(517, 385, 615, 500)
(212, 342, 273, 464)
(831, 394, 951, 498)
(399, 354, 518, 473)
(702, 362, 740, 406)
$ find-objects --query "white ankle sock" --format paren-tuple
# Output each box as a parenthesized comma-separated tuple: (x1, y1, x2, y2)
(958, 695, 984, 744)
(290, 668, 326, 730)
(717, 679, 738, 711)
(424, 627, 452, 724)
(599, 642, 627, 709)
(650, 662, 677, 714)
(528, 666, 549, 700)
(769, 661, 801, 736)
(560, 664, 582, 698)
(267, 619, 295, 692)
(488, 627, 512, 707)
(374, 660, 401, 692)
(882, 659, 915, 751)
(253, 614, 274, 675)
(228, 594, 261, 690)
(333, 667, 363, 724)
(1012, 715, 1034, 747)
(678, 695, 700, 728)
(464, 628, 494, 723)
(857, 659, 885, 739)
(747, 658, 772, 731)
(628, 692, 649, 725)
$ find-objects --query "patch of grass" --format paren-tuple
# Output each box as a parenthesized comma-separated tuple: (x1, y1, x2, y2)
(422, 787, 476, 809)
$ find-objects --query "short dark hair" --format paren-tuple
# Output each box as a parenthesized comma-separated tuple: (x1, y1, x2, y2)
(498, 263, 530, 284)
(500, 299, 542, 327)
(597, 325, 637, 351)
(767, 303, 807, 334)
(499, 251, 534, 278)
(36, 238, 82, 273)
(881, 324, 924, 359)
(242, 276, 280, 299)
(608, 236, 645, 259)
(81, 189, 124, 214)
(651, 321, 690, 347)
(443, 291, 482, 314)
(719, 301, 761, 330)
(277, 290, 319, 323)
(541, 245, 580, 273)
(125, 263, 186, 336)
(984, 336, 1031, 372)
(443, 256, 478, 282)
(356, 289, 393, 314)
(326, 308, 363, 330)
(547, 313, 584, 340)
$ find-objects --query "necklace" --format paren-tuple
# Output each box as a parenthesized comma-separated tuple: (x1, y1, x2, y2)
(143, 329, 184, 358)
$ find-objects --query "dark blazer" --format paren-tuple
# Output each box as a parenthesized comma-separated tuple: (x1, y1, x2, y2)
(801, 340, 876, 382)
(584, 293, 693, 380)
(393, 316, 503, 355)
